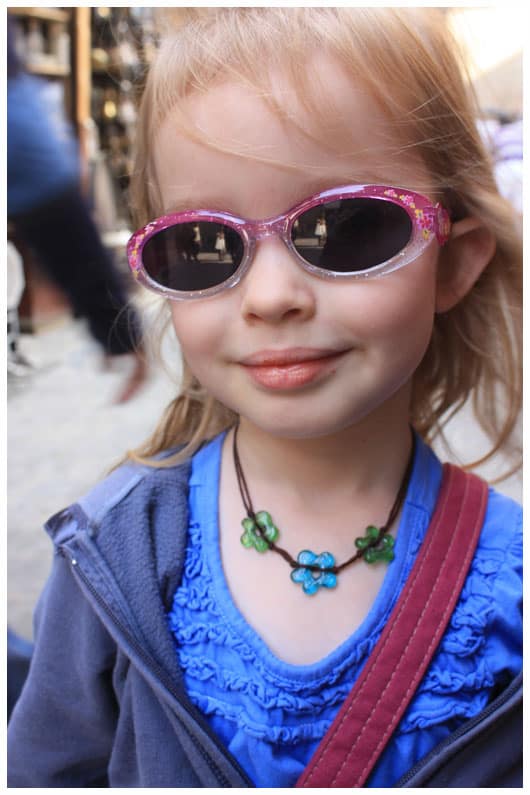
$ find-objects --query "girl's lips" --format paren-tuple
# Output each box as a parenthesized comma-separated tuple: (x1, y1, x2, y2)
(240, 348, 348, 390)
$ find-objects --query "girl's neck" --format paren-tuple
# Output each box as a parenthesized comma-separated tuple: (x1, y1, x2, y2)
(233, 408, 413, 511)
(219, 406, 415, 665)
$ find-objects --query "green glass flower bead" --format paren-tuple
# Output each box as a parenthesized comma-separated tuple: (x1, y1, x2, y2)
(240, 510, 279, 553)
(364, 534, 395, 564)
(355, 525, 395, 564)
(354, 525, 381, 550)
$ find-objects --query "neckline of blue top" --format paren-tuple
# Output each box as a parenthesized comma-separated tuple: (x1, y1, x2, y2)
(188, 429, 440, 682)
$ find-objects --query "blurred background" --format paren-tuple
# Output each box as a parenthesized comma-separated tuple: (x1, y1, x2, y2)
(6, 6, 523, 641)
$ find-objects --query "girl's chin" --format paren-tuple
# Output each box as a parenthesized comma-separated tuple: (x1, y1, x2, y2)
(231, 390, 412, 442)
(235, 407, 371, 442)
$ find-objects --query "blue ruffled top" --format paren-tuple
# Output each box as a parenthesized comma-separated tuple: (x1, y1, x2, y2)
(167, 432, 522, 787)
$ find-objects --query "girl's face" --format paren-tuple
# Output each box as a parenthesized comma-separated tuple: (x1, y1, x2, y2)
(154, 58, 441, 440)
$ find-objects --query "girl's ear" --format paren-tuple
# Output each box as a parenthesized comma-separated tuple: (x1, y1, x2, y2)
(435, 218, 496, 313)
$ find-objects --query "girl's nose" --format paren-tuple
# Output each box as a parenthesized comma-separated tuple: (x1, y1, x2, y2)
(239, 238, 317, 325)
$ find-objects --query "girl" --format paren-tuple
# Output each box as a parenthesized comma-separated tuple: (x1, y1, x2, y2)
(8, 8, 522, 788)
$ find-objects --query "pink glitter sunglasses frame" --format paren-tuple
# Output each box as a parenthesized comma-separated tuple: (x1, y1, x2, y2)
(127, 184, 451, 300)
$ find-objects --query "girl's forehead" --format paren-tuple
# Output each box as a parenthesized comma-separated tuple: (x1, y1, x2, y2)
(173, 55, 404, 147)
(153, 54, 431, 206)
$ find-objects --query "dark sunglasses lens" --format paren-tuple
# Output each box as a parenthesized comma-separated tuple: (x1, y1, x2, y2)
(142, 221, 245, 291)
(291, 198, 413, 272)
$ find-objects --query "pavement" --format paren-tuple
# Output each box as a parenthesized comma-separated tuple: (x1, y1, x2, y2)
(7, 317, 522, 640)
(7, 315, 177, 639)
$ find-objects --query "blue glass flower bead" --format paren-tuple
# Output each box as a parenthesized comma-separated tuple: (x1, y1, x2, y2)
(240, 511, 279, 553)
(290, 550, 337, 595)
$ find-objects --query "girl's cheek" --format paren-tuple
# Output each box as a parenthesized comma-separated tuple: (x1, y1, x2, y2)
(170, 303, 218, 354)
(381, 257, 438, 323)
(341, 274, 436, 340)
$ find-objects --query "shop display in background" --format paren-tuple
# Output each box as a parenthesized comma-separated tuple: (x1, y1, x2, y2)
(10, 7, 71, 76)
(90, 7, 158, 228)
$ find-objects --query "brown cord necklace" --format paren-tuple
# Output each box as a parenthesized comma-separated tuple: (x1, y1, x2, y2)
(233, 423, 415, 596)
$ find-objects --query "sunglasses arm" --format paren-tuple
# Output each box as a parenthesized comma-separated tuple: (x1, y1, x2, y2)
(430, 204, 451, 246)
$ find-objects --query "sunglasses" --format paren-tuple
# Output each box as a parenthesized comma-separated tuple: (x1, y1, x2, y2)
(127, 184, 451, 300)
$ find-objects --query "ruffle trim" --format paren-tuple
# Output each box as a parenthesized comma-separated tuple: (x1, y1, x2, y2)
(169, 613, 380, 692)
(398, 687, 492, 733)
(189, 690, 334, 744)
(178, 649, 353, 714)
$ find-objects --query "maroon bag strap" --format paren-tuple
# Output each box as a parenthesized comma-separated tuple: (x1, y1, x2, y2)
(297, 463, 489, 789)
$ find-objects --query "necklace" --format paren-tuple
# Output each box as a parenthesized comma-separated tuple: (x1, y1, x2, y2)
(233, 424, 415, 596)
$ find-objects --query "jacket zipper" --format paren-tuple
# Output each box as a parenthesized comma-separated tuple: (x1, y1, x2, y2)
(62, 549, 253, 788)
(396, 675, 521, 786)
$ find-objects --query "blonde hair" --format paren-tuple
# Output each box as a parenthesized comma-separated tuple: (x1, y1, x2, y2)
(128, 7, 522, 475)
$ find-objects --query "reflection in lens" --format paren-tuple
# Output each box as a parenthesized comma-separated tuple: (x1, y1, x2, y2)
(292, 199, 412, 272)
(142, 221, 244, 291)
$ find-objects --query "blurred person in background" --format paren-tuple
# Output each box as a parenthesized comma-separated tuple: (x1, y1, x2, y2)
(7, 21, 147, 403)
(6, 20, 149, 721)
